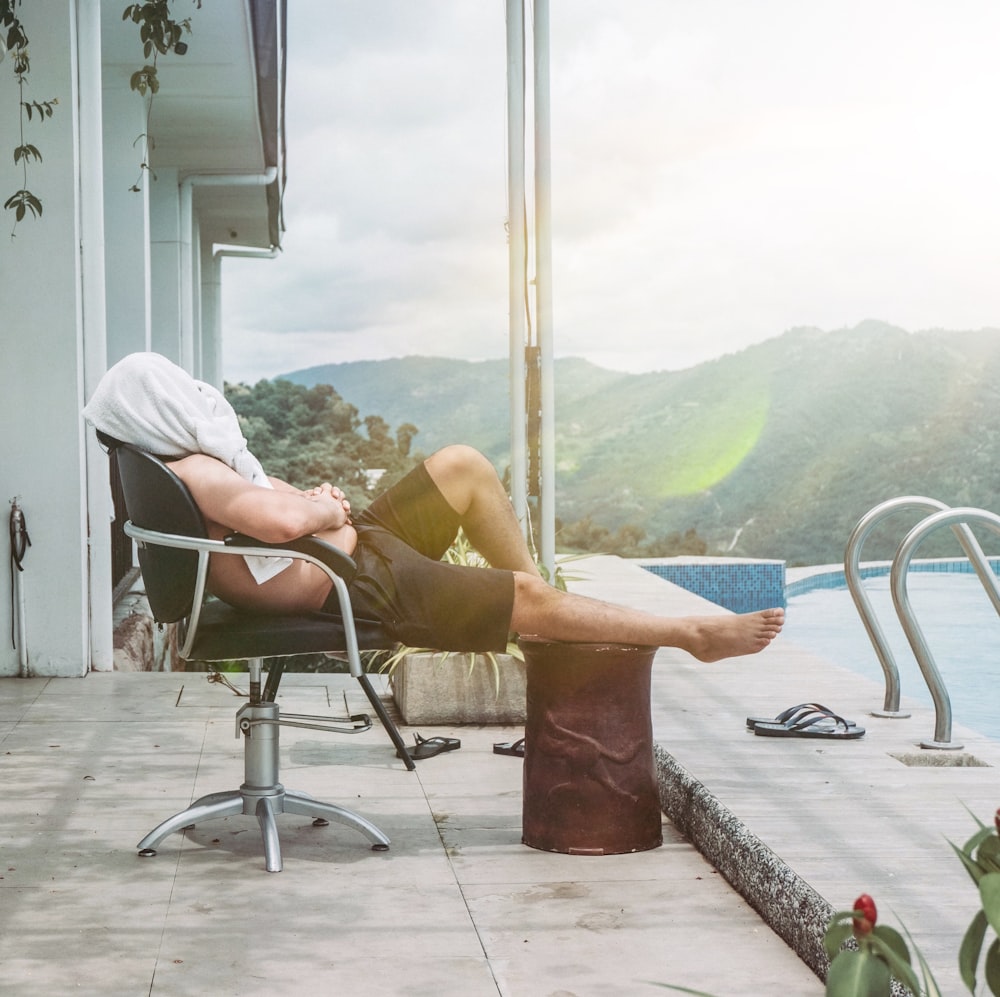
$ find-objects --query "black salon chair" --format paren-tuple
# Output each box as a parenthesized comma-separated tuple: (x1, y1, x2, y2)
(106, 439, 415, 872)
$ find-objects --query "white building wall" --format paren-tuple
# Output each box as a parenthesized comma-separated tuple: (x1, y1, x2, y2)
(0, 0, 279, 679)
(0, 2, 94, 677)
(102, 80, 152, 363)
(148, 168, 183, 365)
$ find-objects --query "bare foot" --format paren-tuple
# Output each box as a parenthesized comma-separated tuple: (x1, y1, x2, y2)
(681, 608, 784, 662)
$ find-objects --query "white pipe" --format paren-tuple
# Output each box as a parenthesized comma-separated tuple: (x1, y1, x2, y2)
(179, 167, 278, 376)
(506, 1, 528, 530)
(208, 244, 281, 383)
(16, 570, 27, 676)
(213, 244, 280, 260)
(533, 0, 555, 579)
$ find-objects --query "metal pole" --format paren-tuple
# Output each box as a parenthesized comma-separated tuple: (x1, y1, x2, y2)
(533, 0, 555, 578)
(506, 0, 528, 530)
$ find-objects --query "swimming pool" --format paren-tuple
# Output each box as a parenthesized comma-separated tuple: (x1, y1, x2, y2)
(783, 570, 1000, 740)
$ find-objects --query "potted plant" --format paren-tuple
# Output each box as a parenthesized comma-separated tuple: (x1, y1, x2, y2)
(376, 531, 579, 725)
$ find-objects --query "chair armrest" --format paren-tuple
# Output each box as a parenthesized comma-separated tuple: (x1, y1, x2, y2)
(223, 533, 359, 582)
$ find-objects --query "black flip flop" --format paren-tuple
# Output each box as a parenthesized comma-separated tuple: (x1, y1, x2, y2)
(754, 713, 865, 739)
(493, 737, 525, 757)
(746, 702, 858, 731)
(396, 733, 461, 760)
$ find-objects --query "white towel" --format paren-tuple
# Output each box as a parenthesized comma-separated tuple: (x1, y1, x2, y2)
(83, 352, 291, 583)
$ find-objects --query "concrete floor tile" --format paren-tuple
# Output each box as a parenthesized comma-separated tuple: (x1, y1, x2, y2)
(468, 877, 823, 995)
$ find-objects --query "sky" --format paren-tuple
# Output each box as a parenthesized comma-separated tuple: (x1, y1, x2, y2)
(220, 0, 1000, 384)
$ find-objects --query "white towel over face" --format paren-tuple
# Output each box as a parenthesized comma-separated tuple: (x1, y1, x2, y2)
(83, 352, 291, 583)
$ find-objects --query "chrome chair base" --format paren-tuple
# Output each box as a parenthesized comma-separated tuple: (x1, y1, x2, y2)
(136, 699, 390, 872)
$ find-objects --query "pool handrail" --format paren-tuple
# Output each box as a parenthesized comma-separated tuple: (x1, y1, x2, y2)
(845, 497, 968, 714)
(890, 506, 1000, 749)
(845, 496, 998, 716)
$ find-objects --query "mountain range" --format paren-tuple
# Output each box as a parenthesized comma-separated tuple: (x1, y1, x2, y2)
(278, 320, 1000, 566)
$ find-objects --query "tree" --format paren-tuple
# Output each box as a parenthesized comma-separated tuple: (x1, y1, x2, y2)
(225, 378, 420, 504)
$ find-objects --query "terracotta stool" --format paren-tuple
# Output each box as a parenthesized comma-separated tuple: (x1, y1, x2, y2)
(518, 637, 662, 855)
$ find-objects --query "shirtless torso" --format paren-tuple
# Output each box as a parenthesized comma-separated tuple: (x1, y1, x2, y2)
(168, 453, 356, 614)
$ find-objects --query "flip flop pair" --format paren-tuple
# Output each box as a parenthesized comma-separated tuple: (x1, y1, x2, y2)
(747, 702, 865, 740)
(396, 733, 461, 760)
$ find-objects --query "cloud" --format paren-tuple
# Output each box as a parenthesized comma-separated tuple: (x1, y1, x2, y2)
(221, 0, 1000, 383)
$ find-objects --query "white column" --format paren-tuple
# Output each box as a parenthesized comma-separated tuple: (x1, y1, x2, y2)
(102, 79, 151, 360)
(78, 0, 114, 671)
(149, 168, 183, 363)
(506, 0, 528, 530)
(534, 0, 556, 578)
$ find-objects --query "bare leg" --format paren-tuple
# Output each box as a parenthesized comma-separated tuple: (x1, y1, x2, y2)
(424, 445, 784, 662)
(510, 572, 784, 662)
(423, 445, 542, 576)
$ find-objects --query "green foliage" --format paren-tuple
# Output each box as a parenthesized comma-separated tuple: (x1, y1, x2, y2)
(822, 911, 925, 997)
(2, 2, 55, 236)
(122, 1, 201, 190)
(21, 99, 56, 122)
(284, 326, 1000, 566)
(3, 188, 40, 221)
(555, 516, 708, 559)
(13, 143, 41, 164)
(224, 378, 420, 504)
(123, 0, 198, 63)
(950, 808, 1000, 994)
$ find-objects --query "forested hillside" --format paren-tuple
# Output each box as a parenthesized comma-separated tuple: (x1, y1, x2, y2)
(224, 378, 419, 504)
(273, 321, 1000, 565)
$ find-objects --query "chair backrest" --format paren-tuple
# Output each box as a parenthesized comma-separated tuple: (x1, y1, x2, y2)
(113, 443, 208, 624)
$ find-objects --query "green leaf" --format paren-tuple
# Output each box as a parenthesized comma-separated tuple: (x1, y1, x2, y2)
(822, 921, 854, 961)
(898, 917, 944, 997)
(871, 924, 910, 963)
(951, 838, 988, 886)
(981, 873, 1000, 935)
(959, 909, 988, 992)
(986, 937, 1000, 997)
(825, 950, 892, 997)
(14, 144, 41, 164)
(963, 826, 995, 858)
(980, 835, 1000, 874)
(866, 928, 921, 997)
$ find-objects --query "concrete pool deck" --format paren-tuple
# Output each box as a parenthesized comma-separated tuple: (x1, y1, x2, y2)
(1, 555, 993, 994)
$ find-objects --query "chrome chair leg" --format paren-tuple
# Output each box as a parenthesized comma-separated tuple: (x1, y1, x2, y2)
(136, 791, 245, 855)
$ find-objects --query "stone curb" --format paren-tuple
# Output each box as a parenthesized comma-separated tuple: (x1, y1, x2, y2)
(655, 743, 832, 982)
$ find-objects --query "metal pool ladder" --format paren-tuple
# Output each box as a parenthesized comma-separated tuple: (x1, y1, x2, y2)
(845, 497, 1000, 749)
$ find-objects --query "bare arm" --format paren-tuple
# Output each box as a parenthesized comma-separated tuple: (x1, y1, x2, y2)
(170, 454, 350, 543)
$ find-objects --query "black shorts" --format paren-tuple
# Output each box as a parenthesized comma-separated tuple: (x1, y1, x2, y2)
(323, 462, 515, 652)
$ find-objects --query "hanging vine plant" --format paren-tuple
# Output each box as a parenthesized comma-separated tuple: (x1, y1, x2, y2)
(1, 0, 58, 237)
(0, 0, 200, 235)
(123, 0, 202, 192)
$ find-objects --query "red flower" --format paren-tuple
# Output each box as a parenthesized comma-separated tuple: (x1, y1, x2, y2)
(852, 893, 877, 938)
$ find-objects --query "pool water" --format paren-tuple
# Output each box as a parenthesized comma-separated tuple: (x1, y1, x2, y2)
(783, 572, 1000, 740)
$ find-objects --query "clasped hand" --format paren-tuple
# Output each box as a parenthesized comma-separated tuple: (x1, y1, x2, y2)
(303, 482, 352, 526)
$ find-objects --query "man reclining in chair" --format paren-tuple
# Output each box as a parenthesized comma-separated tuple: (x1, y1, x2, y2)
(84, 353, 783, 662)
